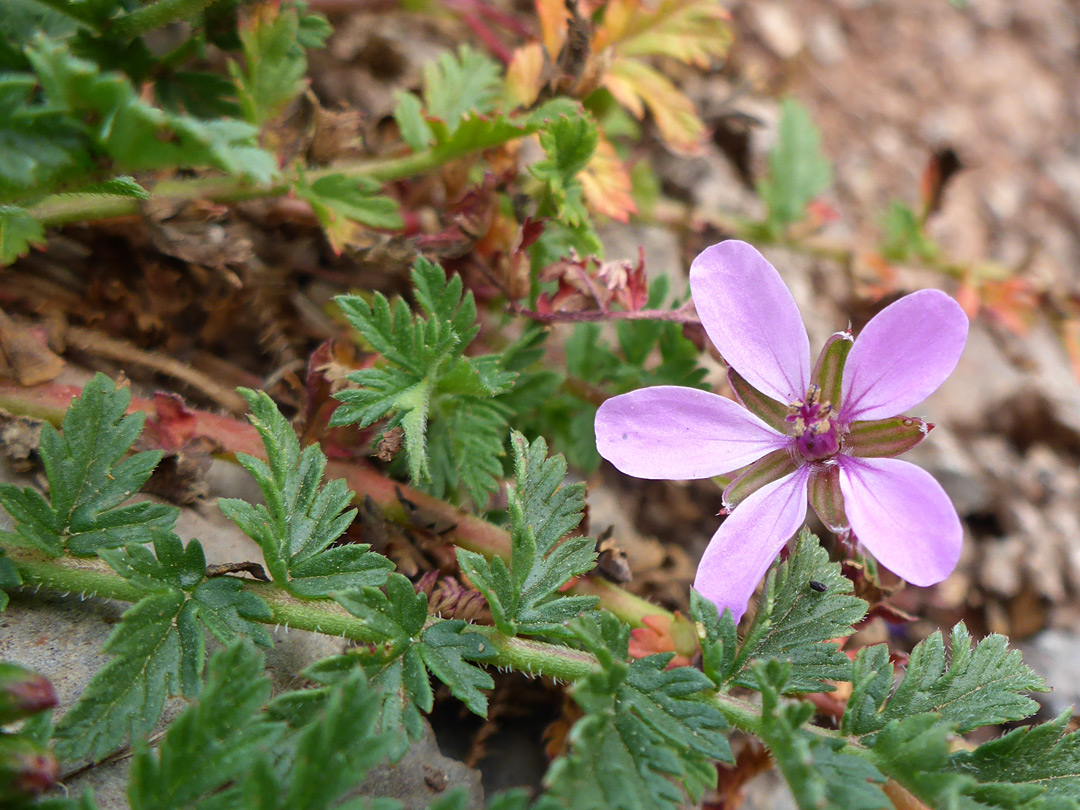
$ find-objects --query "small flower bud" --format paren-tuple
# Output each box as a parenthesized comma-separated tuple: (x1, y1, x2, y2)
(0, 663, 58, 724)
(0, 736, 61, 799)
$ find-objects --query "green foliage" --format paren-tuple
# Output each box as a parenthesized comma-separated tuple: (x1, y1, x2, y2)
(1, 38, 276, 204)
(530, 116, 598, 229)
(948, 711, 1080, 808)
(331, 257, 519, 505)
(881, 200, 939, 263)
(0, 206, 44, 265)
(694, 529, 866, 694)
(126, 641, 281, 810)
(54, 534, 272, 763)
(456, 431, 598, 637)
(295, 173, 403, 252)
(753, 660, 889, 810)
(843, 623, 1047, 738)
(0, 550, 20, 611)
(219, 389, 394, 598)
(544, 612, 731, 810)
(0, 373, 177, 558)
(330, 574, 495, 754)
(230, 2, 330, 126)
(423, 45, 503, 130)
(757, 98, 832, 235)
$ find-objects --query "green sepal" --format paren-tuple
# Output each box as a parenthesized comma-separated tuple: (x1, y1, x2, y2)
(846, 416, 932, 458)
(807, 463, 848, 533)
(728, 368, 789, 433)
(722, 448, 798, 509)
(810, 330, 853, 408)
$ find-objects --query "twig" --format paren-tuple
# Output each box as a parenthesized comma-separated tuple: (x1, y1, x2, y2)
(65, 327, 249, 415)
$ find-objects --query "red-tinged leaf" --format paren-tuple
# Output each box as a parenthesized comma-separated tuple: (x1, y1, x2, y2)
(146, 392, 198, 450)
(919, 146, 963, 218)
(506, 42, 546, 107)
(593, 0, 732, 68)
(846, 416, 932, 459)
(580, 135, 637, 222)
(628, 613, 694, 668)
(604, 59, 705, 155)
(980, 277, 1037, 335)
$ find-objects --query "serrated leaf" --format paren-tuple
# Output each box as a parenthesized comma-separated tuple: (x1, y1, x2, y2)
(331, 258, 516, 506)
(0, 205, 44, 265)
(219, 389, 393, 597)
(753, 660, 888, 810)
(544, 612, 730, 810)
(0, 373, 177, 557)
(422, 45, 502, 132)
(757, 98, 832, 234)
(456, 431, 596, 636)
(0, 548, 21, 610)
(127, 641, 281, 810)
(333, 575, 495, 742)
(948, 711, 1080, 808)
(56, 534, 272, 762)
(603, 59, 704, 156)
(393, 91, 434, 151)
(728, 529, 866, 693)
(843, 623, 1046, 738)
(529, 115, 597, 228)
(295, 173, 403, 253)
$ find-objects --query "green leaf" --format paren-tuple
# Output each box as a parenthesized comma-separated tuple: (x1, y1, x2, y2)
(882, 201, 939, 263)
(753, 660, 888, 810)
(843, 623, 1046, 738)
(219, 389, 393, 597)
(948, 711, 1080, 808)
(422, 45, 502, 132)
(530, 115, 598, 228)
(544, 612, 731, 810)
(456, 431, 597, 636)
(294, 173, 403, 253)
(0, 373, 177, 557)
(0, 205, 44, 265)
(0, 548, 21, 610)
(55, 534, 272, 762)
(757, 98, 832, 234)
(728, 529, 866, 693)
(393, 91, 434, 151)
(331, 258, 517, 506)
(230, 2, 318, 126)
(332, 574, 495, 748)
(127, 641, 281, 810)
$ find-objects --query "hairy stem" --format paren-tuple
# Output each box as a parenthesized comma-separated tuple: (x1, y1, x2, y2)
(110, 0, 218, 38)
(0, 380, 687, 647)
(30, 136, 517, 227)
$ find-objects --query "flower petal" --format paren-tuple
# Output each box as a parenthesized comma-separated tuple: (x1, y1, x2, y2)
(840, 289, 968, 422)
(690, 241, 811, 404)
(595, 386, 788, 479)
(693, 468, 810, 621)
(837, 457, 962, 587)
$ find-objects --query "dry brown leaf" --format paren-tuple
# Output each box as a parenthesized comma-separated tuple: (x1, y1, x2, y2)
(0, 309, 65, 386)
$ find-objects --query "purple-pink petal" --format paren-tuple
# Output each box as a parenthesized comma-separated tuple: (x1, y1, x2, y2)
(839, 289, 968, 423)
(693, 468, 810, 620)
(595, 386, 788, 479)
(837, 457, 962, 587)
(690, 241, 811, 405)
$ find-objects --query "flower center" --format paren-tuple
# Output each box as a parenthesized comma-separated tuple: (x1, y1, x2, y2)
(787, 385, 841, 461)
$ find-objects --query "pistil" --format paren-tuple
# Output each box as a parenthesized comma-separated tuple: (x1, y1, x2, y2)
(787, 386, 841, 461)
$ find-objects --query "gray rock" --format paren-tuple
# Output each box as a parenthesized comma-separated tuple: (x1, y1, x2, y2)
(1019, 630, 1080, 717)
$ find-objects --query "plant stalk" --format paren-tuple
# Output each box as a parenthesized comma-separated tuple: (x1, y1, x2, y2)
(110, 0, 218, 38)
(0, 379, 684, 643)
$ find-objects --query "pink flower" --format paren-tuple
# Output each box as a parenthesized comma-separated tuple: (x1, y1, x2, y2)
(594, 241, 968, 620)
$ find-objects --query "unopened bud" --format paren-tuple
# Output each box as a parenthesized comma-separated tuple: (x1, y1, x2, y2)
(0, 663, 58, 724)
(0, 736, 61, 799)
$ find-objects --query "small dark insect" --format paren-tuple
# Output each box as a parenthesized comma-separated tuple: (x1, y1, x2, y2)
(594, 526, 632, 583)
(808, 580, 827, 593)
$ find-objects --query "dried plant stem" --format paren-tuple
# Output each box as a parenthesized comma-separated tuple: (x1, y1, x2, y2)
(0, 379, 683, 643)
(508, 301, 701, 326)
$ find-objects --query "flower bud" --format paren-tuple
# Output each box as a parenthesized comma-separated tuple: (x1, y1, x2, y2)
(0, 663, 58, 724)
(0, 736, 61, 799)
